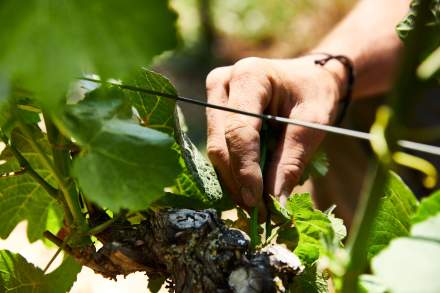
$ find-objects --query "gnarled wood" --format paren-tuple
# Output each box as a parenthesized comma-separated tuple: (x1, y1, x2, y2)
(73, 209, 302, 292)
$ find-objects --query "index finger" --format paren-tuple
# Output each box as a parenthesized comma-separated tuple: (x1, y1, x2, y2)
(224, 58, 273, 213)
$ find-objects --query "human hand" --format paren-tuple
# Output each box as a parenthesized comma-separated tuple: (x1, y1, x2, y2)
(205, 55, 347, 216)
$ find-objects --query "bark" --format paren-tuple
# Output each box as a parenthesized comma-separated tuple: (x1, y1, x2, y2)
(72, 209, 303, 293)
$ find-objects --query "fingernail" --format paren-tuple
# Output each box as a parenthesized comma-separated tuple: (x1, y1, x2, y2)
(241, 186, 256, 206)
(279, 190, 290, 207)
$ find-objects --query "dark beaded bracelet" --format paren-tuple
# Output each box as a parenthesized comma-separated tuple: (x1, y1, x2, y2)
(313, 53, 355, 125)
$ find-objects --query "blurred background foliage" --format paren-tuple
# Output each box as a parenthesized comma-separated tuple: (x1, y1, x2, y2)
(161, 0, 356, 145)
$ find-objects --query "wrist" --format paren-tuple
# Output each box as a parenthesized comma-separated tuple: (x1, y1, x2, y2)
(307, 52, 348, 101)
(305, 52, 355, 124)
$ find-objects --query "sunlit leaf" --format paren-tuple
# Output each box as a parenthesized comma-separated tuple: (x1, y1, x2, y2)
(412, 189, 440, 224)
(0, 0, 178, 109)
(367, 172, 418, 260)
(0, 250, 81, 293)
(0, 128, 63, 242)
(372, 213, 440, 293)
(59, 87, 180, 211)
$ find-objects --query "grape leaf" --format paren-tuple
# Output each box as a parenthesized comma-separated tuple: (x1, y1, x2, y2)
(147, 275, 167, 293)
(325, 206, 347, 246)
(290, 264, 328, 293)
(285, 194, 334, 264)
(371, 213, 440, 293)
(0, 0, 178, 109)
(59, 87, 180, 211)
(0, 78, 10, 135)
(0, 128, 64, 242)
(0, 250, 81, 293)
(174, 120, 226, 205)
(412, 189, 440, 224)
(366, 172, 418, 260)
(128, 69, 177, 136)
(124, 69, 228, 209)
(299, 150, 329, 185)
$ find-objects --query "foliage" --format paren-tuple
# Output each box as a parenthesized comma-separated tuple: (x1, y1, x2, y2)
(397, 0, 440, 79)
(285, 194, 335, 264)
(412, 189, 440, 223)
(366, 172, 418, 260)
(0, 0, 178, 109)
(0, 250, 81, 293)
(0, 0, 439, 292)
(370, 213, 440, 293)
(59, 77, 180, 212)
(0, 128, 64, 242)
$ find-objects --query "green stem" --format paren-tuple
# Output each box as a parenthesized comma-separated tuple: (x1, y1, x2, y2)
(1, 133, 59, 198)
(41, 115, 87, 229)
(86, 218, 116, 236)
(250, 207, 260, 249)
(43, 231, 73, 254)
(342, 162, 388, 293)
(342, 1, 431, 291)
(43, 247, 62, 273)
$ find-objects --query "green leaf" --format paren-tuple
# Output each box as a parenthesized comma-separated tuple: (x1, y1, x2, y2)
(59, 88, 180, 211)
(299, 150, 328, 185)
(124, 69, 229, 209)
(285, 193, 334, 264)
(128, 69, 177, 136)
(367, 172, 418, 260)
(0, 0, 178, 108)
(268, 195, 291, 223)
(326, 207, 347, 246)
(290, 264, 328, 293)
(147, 275, 166, 293)
(371, 213, 440, 293)
(0, 77, 10, 135)
(0, 250, 81, 293)
(412, 189, 440, 224)
(0, 128, 64, 242)
(173, 122, 226, 205)
(277, 223, 299, 251)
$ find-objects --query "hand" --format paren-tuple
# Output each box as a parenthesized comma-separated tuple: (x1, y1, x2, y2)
(205, 56, 346, 215)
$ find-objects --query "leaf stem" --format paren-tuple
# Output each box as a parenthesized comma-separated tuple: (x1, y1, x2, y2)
(0, 132, 59, 198)
(86, 218, 116, 236)
(250, 207, 260, 249)
(43, 231, 73, 254)
(42, 115, 87, 229)
(43, 247, 62, 273)
(342, 162, 388, 292)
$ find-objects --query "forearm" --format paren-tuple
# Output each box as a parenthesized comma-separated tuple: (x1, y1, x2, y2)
(312, 0, 411, 99)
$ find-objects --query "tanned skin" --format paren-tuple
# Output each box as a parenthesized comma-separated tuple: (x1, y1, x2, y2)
(205, 0, 411, 216)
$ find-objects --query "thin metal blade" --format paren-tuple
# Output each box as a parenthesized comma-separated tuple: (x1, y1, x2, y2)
(81, 77, 440, 156)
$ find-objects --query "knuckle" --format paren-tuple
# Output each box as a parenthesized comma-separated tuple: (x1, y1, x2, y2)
(279, 158, 306, 183)
(232, 57, 266, 78)
(207, 143, 228, 165)
(238, 165, 260, 180)
(235, 57, 264, 69)
(224, 122, 259, 145)
(291, 106, 331, 125)
(206, 67, 229, 90)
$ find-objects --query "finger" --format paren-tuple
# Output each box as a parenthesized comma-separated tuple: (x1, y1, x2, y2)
(224, 58, 273, 214)
(265, 103, 327, 200)
(206, 67, 243, 205)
